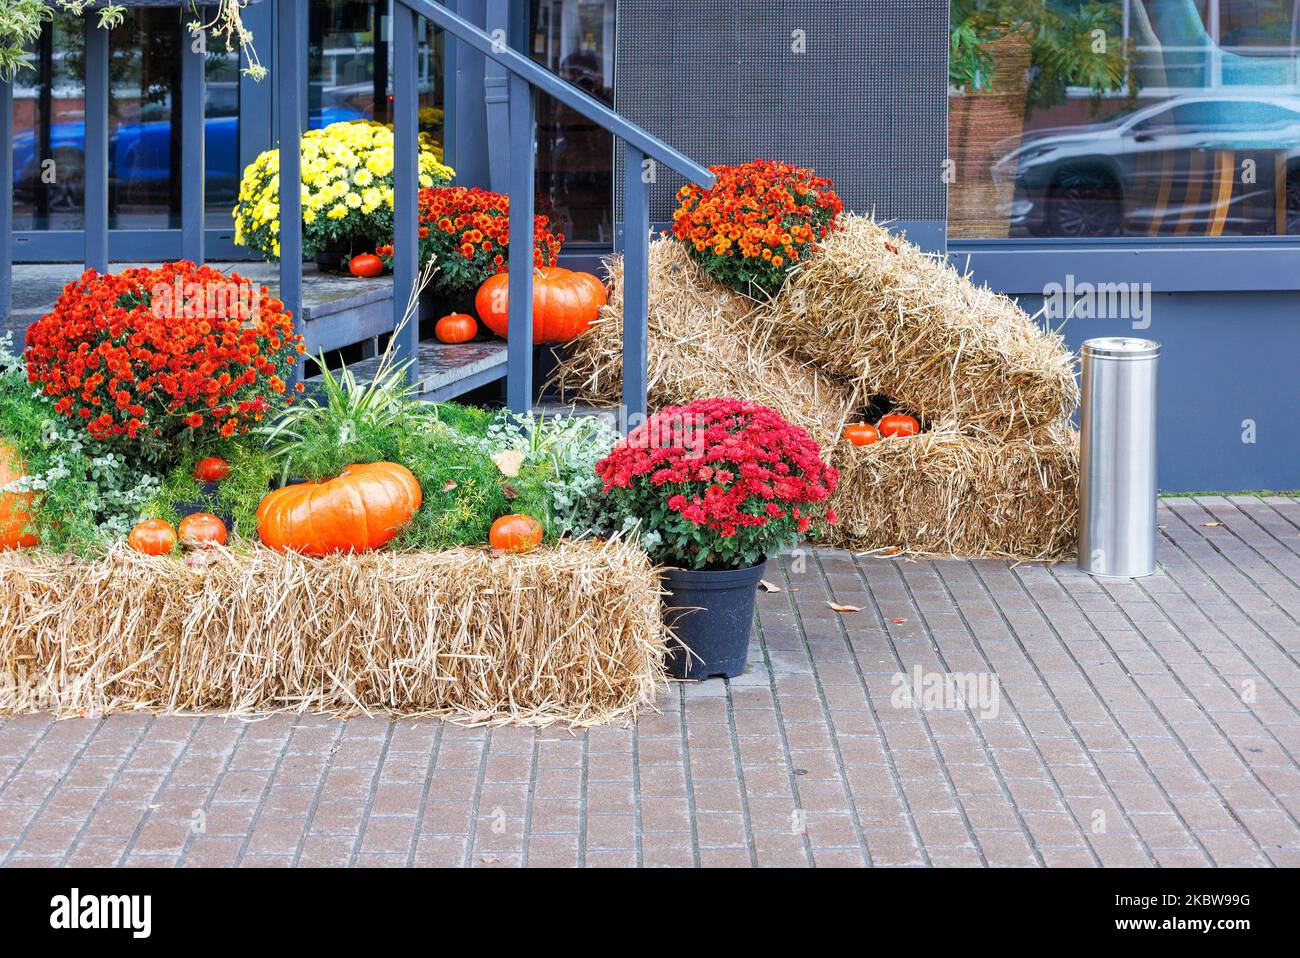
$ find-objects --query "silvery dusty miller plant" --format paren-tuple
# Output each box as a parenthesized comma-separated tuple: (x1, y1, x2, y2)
(483, 412, 618, 539)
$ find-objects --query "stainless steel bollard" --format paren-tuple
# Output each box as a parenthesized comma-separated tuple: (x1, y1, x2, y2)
(1078, 338, 1159, 578)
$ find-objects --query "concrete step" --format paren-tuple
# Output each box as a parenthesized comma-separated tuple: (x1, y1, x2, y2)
(307, 338, 507, 403)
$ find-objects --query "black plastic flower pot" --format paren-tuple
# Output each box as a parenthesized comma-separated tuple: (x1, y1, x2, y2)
(314, 236, 370, 274)
(419, 288, 479, 341)
(661, 560, 767, 680)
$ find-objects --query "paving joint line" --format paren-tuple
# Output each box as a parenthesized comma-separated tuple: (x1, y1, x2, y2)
(920, 560, 1091, 866)
(344, 718, 397, 867)
(722, 679, 760, 867)
(462, 727, 496, 867)
(288, 719, 348, 866)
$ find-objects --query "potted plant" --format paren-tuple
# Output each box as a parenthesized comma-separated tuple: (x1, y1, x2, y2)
(671, 158, 843, 299)
(591, 398, 838, 679)
(948, 0, 1131, 238)
(232, 120, 454, 271)
(410, 186, 564, 334)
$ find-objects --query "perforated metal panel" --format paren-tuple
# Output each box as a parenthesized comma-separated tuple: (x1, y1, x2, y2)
(614, 0, 948, 241)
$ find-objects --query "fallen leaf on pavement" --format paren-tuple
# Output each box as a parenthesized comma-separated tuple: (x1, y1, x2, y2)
(828, 602, 862, 613)
(759, 579, 781, 593)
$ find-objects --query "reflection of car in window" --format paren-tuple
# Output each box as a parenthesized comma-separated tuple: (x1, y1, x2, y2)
(993, 95, 1300, 238)
(11, 105, 366, 211)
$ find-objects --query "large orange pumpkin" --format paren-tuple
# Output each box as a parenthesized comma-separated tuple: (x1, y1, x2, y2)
(0, 439, 38, 551)
(257, 462, 422, 556)
(475, 267, 607, 344)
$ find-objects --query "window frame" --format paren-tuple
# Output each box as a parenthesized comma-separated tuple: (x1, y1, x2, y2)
(948, 0, 1300, 290)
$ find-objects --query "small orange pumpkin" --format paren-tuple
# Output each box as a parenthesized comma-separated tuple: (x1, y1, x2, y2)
(843, 422, 880, 447)
(349, 253, 384, 278)
(0, 439, 38, 551)
(489, 514, 543, 554)
(435, 313, 477, 344)
(178, 513, 228, 547)
(128, 519, 177, 556)
(193, 456, 230, 483)
(878, 414, 920, 438)
(257, 462, 422, 556)
(475, 267, 607, 344)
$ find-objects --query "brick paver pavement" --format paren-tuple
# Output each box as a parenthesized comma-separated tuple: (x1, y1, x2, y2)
(2, 496, 1299, 868)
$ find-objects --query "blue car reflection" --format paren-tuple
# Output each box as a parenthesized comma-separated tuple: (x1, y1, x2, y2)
(12, 106, 365, 211)
(992, 95, 1300, 238)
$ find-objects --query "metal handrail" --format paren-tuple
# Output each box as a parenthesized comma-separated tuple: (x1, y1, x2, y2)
(401, 0, 715, 186)
(379, 0, 714, 421)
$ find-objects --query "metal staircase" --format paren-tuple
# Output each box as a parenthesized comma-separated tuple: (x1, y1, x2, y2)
(0, 0, 713, 424)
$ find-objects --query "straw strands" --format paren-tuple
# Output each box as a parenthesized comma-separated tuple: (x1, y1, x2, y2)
(0, 539, 669, 726)
(829, 424, 1079, 560)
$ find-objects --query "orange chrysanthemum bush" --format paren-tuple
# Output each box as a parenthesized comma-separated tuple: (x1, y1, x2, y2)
(24, 261, 306, 462)
(671, 158, 844, 297)
(415, 186, 564, 297)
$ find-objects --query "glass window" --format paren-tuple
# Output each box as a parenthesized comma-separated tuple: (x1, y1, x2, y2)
(11, 7, 240, 232)
(12, 11, 84, 231)
(109, 6, 186, 230)
(308, 1, 444, 154)
(10, 2, 445, 238)
(948, 0, 1300, 239)
(530, 0, 616, 243)
(205, 19, 242, 228)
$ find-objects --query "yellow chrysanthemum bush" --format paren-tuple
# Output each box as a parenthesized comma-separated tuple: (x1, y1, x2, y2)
(232, 120, 454, 265)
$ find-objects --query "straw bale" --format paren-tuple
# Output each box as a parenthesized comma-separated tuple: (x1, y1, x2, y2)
(548, 239, 856, 451)
(760, 214, 1078, 437)
(828, 423, 1079, 560)
(0, 539, 668, 727)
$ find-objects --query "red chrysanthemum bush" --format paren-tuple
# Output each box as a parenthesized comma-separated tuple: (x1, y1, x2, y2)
(671, 158, 844, 298)
(24, 261, 306, 460)
(415, 186, 564, 296)
(594, 398, 838, 570)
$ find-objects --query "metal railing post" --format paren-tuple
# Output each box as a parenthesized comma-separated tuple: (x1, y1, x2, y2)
(622, 144, 650, 425)
(83, 16, 109, 273)
(392, 0, 421, 380)
(277, 0, 305, 371)
(181, 25, 206, 264)
(1, 77, 12, 322)
(506, 73, 534, 413)
(483, 0, 509, 192)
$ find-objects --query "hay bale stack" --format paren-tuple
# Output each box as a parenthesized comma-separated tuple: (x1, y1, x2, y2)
(762, 215, 1078, 438)
(549, 239, 857, 451)
(829, 424, 1079, 560)
(0, 540, 668, 727)
(550, 222, 1081, 561)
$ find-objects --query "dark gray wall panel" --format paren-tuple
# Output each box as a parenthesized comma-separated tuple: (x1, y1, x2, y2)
(614, 0, 948, 231)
